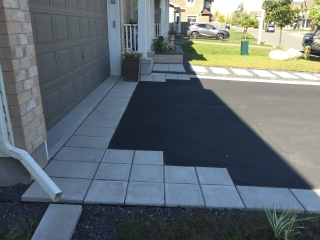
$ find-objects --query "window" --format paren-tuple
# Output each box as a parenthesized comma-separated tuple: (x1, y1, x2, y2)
(205, 1, 210, 8)
(187, 0, 195, 7)
(186, 16, 197, 22)
(206, 24, 215, 30)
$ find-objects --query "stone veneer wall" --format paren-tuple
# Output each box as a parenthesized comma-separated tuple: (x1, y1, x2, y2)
(0, 0, 48, 186)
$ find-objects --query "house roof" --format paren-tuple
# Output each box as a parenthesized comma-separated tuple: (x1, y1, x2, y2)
(201, 8, 211, 15)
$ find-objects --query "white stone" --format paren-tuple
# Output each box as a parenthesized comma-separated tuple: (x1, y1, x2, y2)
(201, 185, 245, 209)
(237, 186, 304, 212)
(269, 50, 289, 61)
(287, 48, 303, 59)
(290, 189, 320, 214)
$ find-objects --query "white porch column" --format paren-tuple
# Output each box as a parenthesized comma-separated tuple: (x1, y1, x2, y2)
(160, 0, 167, 36)
(138, 0, 148, 57)
(173, 12, 176, 30)
(165, 0, 170, 36)
(150, 0, 155, 41)
(178, 10, 181, 35)
(107, 0, 121, 75)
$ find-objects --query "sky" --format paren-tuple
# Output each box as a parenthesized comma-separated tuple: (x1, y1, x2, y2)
(212, 0, 264, 15)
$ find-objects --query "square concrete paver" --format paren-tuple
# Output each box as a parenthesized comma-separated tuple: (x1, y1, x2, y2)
(65, 136, 110, 148)
(165, 166, 198, 184)
(54, 147, 105, 163)
(165, 183, 204, 207)
(45, 161, 99, 179)
(272, 71, 299, 79)
(230, 68, 253, 76)
(196, 167, 233, 185)
(82, 119, 119, 128)
(201, 185, 245, 209)
(153, 64, 168, 72)
(251, 70, 276, 78)
(237, 186, 304, 212)
(290, 189, 320, 213)
(191, 66, 207, 73)
(168, 64, 185, 72)
(177, 74, 190, 80)
(210, 67, 230, 75)
(166, 74, 178, 80)
(88, 111, 123, 120)
(84, 180, 128, 204)
(125, 182, 164, 206)
(133, 150, 163, 165)
(95, 163, 131, 181)
(103, 149, 134, 164)
(293, 72, 320, 80)
(22, 178, 91, 203)
(153, 76, 166, 82)
(140, 75, 154, 81)
(130, 164, 163, 183)
(74, 126, 115, 138)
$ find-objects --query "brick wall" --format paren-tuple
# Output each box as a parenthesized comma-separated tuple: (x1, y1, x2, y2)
(0, 0, 47, 154)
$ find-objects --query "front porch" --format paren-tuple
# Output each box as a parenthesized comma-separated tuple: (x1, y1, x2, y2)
(121, 0, 185, 74)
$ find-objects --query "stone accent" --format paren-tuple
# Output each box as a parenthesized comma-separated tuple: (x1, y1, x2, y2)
(0, 0, 48, 185)
(154, 54, 183, 64)
(0, 0, 47, 153)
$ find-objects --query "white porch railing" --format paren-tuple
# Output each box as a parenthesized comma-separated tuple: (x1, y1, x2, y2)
(123, 23, 161, 52)
(155, 23, 161, 38)
(123, 24, 138, 52)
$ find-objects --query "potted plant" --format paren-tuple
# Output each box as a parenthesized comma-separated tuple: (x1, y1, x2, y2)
(168, 28, 177, 41)
(123, 51, 143, 82)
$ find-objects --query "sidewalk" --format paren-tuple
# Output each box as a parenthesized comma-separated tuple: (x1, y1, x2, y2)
(21, 64, 320, 214)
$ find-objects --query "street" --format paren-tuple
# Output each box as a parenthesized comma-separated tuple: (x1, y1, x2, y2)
(235, 27, 307, 50)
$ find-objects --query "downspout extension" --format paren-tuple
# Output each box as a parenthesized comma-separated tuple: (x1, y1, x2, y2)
(0, 68, 62, 202)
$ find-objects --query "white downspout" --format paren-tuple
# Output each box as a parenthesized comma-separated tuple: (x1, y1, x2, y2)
(0, 66, 62, 202)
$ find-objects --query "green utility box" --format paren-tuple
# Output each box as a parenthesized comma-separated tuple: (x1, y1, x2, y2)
(241, 40, 249, 55)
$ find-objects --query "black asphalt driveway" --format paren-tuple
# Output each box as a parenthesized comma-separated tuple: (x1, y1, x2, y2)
(109, 78, 320, 189)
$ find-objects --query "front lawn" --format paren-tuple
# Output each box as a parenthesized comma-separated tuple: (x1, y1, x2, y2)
(181, 42, 320, 72)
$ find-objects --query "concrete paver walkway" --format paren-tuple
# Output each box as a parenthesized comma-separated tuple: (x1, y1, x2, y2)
(22, 64, 320, 214)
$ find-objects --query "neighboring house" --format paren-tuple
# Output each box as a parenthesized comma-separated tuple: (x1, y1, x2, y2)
(291, 0, 316, 29)
(0, 0, 171, 188)
(250, 11, 263, 25)
(169, 0, 215, 23)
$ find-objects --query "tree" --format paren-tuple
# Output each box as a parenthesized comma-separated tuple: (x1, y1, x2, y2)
(263, 0, 299, 47)
(309, 0, 320, 30)
(239, 12, 259, 38)
(230, 3, 245, 26)
(217, 14, 226, 23)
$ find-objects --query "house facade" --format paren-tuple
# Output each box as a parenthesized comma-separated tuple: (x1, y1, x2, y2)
(169, 0, 214, 23)
(291, 0, 316, 29)
(0, 0, 170, 189)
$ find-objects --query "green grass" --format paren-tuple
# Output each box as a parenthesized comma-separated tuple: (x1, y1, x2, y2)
(181, 42, 320, 72)
(179, 30, 273, 47)
(116, 210, 320, 240)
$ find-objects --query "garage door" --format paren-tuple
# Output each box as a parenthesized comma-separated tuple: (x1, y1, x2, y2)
(30, 0, 110, 130)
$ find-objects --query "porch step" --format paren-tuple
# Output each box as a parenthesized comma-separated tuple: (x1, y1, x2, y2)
(32, 204, 82, 240)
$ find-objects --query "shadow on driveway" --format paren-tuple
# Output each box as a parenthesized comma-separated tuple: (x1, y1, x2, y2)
(109, 78, 320, 189)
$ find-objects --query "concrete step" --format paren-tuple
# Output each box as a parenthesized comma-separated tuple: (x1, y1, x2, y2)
(32, 204, 82, 240)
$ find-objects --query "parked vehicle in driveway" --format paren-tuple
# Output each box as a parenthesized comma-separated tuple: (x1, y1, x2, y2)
(187, 23, 230, 40)
(265, 24, 275, 32)
(302, 29, 320, 51)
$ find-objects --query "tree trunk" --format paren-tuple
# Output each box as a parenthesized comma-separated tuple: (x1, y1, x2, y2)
(279, 25, 283, 48)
